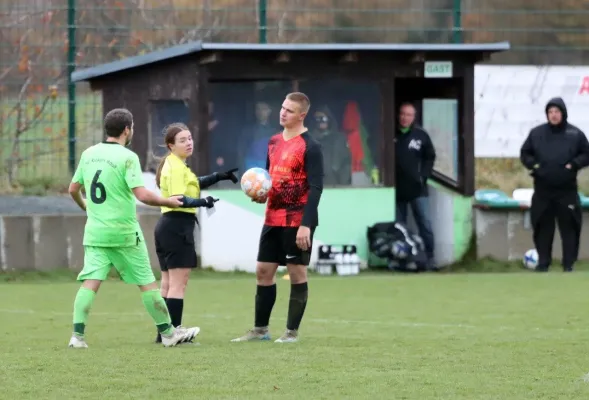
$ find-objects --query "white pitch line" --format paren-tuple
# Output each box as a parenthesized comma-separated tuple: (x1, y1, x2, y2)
(0, 308, 584, 333)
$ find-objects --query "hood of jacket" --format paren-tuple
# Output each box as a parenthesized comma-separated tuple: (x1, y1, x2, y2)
(545, 97, 568, 130)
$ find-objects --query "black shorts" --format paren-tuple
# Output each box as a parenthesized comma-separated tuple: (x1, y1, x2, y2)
(154, 211, 197, 271)
(257, 225, 315, 266)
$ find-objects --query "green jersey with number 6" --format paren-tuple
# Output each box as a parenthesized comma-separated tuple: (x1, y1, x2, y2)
(72, 142, 145, 247)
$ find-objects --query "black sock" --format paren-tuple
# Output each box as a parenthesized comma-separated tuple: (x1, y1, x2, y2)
(255, 284, 276, 328)
(166, 298, 184, 327)
(155, 297, 168, 342)
(286, 282, 308, 331)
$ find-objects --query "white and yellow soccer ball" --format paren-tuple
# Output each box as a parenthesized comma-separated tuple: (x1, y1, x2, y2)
(240, 167, 272, 201)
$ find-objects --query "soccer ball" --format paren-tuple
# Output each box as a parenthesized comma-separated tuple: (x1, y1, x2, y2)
(240, 167, 272, 201)
(523, 248, 539, 270)
(391, 240, 410, 260)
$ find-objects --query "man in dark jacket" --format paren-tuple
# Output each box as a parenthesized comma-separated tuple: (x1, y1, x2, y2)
(395, 102, 437, 270)
(520, 97, 589, 272)
(310, 106, 351, 186)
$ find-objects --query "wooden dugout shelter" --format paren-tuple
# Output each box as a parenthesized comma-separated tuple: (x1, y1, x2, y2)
(71, 41, 510, 195)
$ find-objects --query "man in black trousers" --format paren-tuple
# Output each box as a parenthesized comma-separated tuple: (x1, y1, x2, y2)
(520, 97, 589, 272)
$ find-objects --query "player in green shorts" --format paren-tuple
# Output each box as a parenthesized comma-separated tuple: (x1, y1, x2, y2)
(67, 108, 207, 348)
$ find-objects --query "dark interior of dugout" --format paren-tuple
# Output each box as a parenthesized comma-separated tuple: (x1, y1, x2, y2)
(201, 50, 475, 193)
(71, 42, 510, 196)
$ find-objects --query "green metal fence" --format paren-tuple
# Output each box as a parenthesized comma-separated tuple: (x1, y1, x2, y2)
(0, 0, 588, 193)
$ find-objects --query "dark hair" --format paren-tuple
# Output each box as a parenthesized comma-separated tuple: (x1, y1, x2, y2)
(155, 122, 190, 188)
(104, 108, 133, 138)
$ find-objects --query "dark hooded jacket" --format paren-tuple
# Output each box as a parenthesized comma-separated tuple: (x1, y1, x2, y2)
(520, 97, 589, 194)
(310, 106, 351, 185)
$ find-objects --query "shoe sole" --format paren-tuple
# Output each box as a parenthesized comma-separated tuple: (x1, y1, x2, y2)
(68, 342, 88, 348)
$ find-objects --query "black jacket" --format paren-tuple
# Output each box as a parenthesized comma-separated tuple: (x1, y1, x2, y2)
(520, 97, 589, 194)
(310, 106, 351, 186)
(395, 125, 436, 201)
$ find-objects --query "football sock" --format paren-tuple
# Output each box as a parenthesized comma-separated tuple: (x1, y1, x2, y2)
(255, 284, 277, 328)
(286, 282, 308, 331)
(155, 297, 168, 342)
(72, 287, 96, 336)
(166, 298, 184, 327)
(142, 289, 173, 334)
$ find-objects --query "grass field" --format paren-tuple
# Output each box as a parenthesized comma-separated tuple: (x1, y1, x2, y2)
(2, 270, 589, 399)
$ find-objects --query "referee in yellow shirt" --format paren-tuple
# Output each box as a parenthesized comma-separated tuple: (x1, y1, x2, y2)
(153, 122, 238, 343)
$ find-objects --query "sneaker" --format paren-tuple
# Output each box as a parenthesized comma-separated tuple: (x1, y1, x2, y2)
(275, 329, 298, 343)
(161, 326, 200, 347)
(230, 327, 271, 342)
(68, 333, 88, 348)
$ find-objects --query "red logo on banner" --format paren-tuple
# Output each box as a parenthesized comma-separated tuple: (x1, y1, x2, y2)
(580, 76, 589, 95)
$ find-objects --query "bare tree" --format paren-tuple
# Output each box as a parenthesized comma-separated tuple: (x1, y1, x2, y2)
(0, 0, 231, 190)
(0, 5, 66, 188)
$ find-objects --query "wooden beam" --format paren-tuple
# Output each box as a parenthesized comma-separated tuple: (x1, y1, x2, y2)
(480, 52, 491, 62)
(340, 51, 358, 63)
(410, 52, 426, 63)
(275, 52, 290, 63)
(199, 52, 222, 64)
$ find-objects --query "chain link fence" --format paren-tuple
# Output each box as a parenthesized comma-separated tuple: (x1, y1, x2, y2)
(0, 0, 588, 193)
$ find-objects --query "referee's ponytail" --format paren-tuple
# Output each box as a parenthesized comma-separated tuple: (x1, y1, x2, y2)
(155, 122, 190, 188)
(155, 156, 168, 189)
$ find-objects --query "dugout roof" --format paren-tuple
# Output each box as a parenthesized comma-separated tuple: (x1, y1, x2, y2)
(71, 41, 510, 83)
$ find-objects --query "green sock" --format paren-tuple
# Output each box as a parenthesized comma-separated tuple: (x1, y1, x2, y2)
(142, 289, 173, 334)
(73, 287, 96, 336)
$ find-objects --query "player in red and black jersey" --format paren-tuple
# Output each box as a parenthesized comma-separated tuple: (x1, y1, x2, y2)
(231, 92, 324, 344)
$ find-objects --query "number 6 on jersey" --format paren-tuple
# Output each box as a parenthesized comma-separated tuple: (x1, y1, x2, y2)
(90, 170, 107, 204)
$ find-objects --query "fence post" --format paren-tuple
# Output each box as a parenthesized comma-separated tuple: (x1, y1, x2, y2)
(258, 0, 267, 44)
(67, 0, 77, 173)
(452, 0, 462, 43)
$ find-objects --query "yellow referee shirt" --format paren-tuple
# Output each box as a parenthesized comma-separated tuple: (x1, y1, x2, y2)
(159, 153, 200, 214)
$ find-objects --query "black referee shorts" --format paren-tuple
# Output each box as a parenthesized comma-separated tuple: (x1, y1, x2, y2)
(257, 225, 315, 266)
(154, 211, 197, 271)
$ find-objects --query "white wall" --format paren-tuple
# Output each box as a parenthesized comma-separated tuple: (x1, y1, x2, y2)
(475, 65, 589, 158)
(405, 185, 457, 267)
(198, 191, 325, 272)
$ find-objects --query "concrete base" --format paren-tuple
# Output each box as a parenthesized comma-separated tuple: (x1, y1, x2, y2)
(474, 208, 589, 262)
(0, 213, 200, 272)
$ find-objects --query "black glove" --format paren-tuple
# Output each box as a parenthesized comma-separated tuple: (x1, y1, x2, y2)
(180, 195, 219, 208)
(216, 168, 239, 184)
(201, 196, 218, 208)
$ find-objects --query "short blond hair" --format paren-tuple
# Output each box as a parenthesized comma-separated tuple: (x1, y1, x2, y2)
(286, 92, 311, 114)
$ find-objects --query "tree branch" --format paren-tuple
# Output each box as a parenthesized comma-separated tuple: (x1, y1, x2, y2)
(0, 66, 13, 82)
(16, 95, 50, 136)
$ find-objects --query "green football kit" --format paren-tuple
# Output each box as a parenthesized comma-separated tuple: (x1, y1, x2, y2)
(68, 140, 202, 347)
(71, 142, 154, 286)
